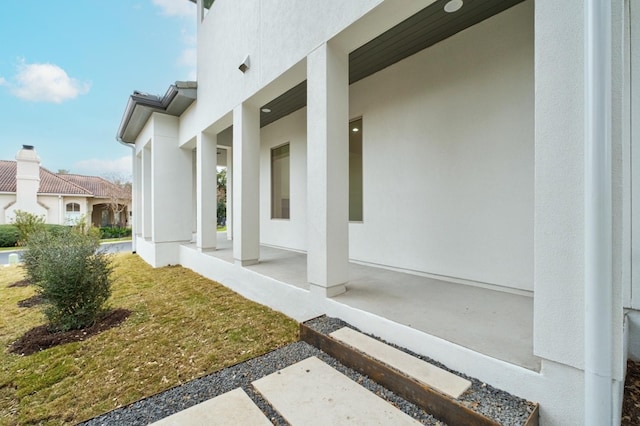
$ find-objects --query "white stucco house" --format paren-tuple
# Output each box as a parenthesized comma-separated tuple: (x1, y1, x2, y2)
(0, 145, 131, 228)
(116, 0, 639, 424)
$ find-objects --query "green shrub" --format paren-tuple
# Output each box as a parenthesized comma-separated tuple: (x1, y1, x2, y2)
(22, 227, 114, 332)
(99, 227, 131, 239)
(0, 225, 19, 247)
(43, 224, 68, 236)
(11, 210, 45, 246)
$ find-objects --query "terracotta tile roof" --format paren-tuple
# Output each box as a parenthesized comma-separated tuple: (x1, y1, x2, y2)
(0, 161, 16, 192)
(41, 168, 92, 195)
(57, 174, 130, 199)
(0, 161, 130, 198)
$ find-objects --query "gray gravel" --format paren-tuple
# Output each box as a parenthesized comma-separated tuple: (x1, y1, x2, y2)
(305, 316, 536, 426)
(81, 340, 442, 425)
(81, 316, 534, 426)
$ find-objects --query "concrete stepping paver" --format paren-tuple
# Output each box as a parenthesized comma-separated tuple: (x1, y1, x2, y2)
(330, 327, 471, 399)
(252, 356, 421, 425)
(150, 388, 271, 426)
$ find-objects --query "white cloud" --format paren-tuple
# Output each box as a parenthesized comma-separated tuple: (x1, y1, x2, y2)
(9, 60, 90, 103)
(152, 0, 196, 17)
(177, 28, 197, 80)
(181, 29, 197, 45)
(0, 76, 6, 86)
(74, 156, 132, 178)
(177, 47, 197, 68)
(150, 2, 197, 80)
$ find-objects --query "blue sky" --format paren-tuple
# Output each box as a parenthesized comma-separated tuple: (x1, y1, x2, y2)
(0, 0, 197, 180)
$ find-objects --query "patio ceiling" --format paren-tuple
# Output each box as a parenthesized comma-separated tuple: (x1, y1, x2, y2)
(260, 0, 525, 128)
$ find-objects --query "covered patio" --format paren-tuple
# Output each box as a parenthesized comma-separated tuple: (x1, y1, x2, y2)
(180, 232, 538, 371)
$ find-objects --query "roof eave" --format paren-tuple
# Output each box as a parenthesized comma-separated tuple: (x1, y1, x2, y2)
(116, 81, 197, 144)
(38, 193, 94, 197)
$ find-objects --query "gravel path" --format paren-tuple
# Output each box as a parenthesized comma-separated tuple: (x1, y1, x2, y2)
(81, 316, 535, 426)
(305, 317, 537, 426)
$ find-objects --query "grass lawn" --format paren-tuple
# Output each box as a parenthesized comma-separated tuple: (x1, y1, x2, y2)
(0, 253, 298, 425)
(0, 237, 132, 252)
(0, 247, 22, 252)
(99, 237, 133, 243)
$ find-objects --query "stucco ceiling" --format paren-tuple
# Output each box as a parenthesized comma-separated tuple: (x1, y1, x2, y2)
(259, 0, 525, 128)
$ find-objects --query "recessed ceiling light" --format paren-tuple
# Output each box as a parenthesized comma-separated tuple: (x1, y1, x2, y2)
(352, 127, 359, 132)
(261, 108, 271, 113)
(444, 0, 463, 13)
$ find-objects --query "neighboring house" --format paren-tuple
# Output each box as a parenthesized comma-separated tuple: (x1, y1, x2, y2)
(116, 1, 638, 424)
(0, 145, 131, 227)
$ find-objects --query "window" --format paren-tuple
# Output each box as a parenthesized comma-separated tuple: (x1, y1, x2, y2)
(66, 202, 80, 212)
(271, 143, 290, 219)
(65, 202, 81, 225)
(349, 118, 363, 221)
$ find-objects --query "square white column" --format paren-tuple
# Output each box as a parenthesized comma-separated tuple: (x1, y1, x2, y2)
(232, 103, 260, 265)
(133, 152, 142, 239)
(150, 115, 193, 244)
(226, 147, 233, 240)
(196, 131, 218, 250)
(142, 145, 152, 239)
(306, 42, 349, 297)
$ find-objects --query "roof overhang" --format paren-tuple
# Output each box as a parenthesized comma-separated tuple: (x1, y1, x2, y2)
(188, 0, 215, 9)
(116, 81, 197, 144)
(260, 0, 525, 128)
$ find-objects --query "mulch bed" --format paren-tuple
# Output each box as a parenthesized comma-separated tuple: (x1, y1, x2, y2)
(622, 359, 640, 425)
(8, 279, 30, 288)
(17, 294, 45, 308)
(8, 308, 131, 356)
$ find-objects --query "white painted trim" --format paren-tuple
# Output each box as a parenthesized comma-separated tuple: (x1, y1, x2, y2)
(584, 0, 613, 423)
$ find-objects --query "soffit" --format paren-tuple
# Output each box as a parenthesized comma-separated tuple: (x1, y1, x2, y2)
(260, 0, 524, 128)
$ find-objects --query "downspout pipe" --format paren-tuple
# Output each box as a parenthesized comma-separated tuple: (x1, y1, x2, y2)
(58, 195, 63, 225)
(584, 0, 613, 424)
(117, 139, 137, 254)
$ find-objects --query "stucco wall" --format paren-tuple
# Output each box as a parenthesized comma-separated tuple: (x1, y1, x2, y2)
(150, 114, 194, 244)
(0, 194, 16, 224)
(533, 0, 586, 371)
(348, 1, 534, 291)
(254, 1, 534, 292)
(3, 195, 63, 225)
(180, 0, 445, 144)
(259, 108, 307, 251)
(194, 0, 379, 128)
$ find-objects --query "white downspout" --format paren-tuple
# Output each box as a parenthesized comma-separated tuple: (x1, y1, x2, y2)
(117, 139, 137, 253)
(58, 195, 63, 225)
(584, 0, 613, 424)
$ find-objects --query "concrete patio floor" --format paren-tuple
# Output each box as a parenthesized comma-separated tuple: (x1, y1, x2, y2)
(188, 233, 539, 371)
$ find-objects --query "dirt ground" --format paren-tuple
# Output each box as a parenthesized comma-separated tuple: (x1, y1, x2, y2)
(622, 360, 640, 425)
(9, 308, 131, 356)
(8, 278, 30, 288)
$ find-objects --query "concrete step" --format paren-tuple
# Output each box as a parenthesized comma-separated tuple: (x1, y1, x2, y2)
(146, 318, 539, 426)
(330, 326, 471, 399)
(252, 356, 421, 425)
(150, 388, 271, 426)
(149, 356, 424, 425)
(300, 320, 540, 426)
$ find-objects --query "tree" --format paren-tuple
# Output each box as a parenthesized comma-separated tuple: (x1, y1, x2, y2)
(23, 226, 113, 331)
(102, 174, 132, 227)
(10, 210, 45, 246)
(217, 168, 227, 226)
